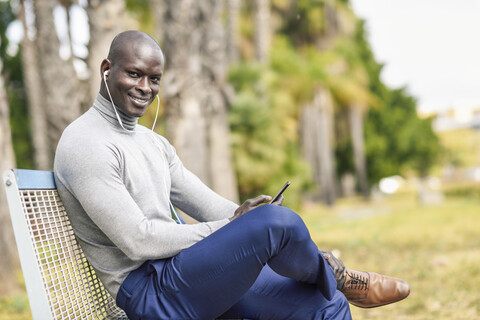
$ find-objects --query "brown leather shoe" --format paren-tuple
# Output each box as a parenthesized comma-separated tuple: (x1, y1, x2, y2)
(340, 269, 410, 308)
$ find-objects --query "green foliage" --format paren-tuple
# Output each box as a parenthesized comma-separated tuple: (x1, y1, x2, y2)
(399, 114, 439, 175)
(334, 110, 354, 178)
(275, 0, 327, 46)
(365, 88, 440, 181)
(269, 37, 317, 103)
(228, 61, 311, 208)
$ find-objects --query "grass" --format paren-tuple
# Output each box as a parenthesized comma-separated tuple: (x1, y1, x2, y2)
(2, 190, 479, 319)
(0, 292, 30, 320)
(302, 191, 480, 319)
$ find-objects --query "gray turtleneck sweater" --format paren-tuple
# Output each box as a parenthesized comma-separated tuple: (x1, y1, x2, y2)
(54, 94, 238, 298)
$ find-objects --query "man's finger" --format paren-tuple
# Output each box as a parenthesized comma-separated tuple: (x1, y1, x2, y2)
(271, 194, 284, 206)
(249, 195, 271, 206)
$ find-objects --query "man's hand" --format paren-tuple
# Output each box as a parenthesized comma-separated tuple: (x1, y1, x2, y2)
(321, 250, 346, 282)
(271, 194, 284, 206)
(229, 195, 271, 221)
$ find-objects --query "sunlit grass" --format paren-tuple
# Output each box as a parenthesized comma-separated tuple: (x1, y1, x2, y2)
(302, 191, 480, 319)
(0, 292, 30, 320)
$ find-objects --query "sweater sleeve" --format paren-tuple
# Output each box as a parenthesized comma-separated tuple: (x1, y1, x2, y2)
(159, 136, 239, 222)
(55, 133, 232, 261)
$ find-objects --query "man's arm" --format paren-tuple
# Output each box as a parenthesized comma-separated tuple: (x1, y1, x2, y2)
(55, 136, 229, 261)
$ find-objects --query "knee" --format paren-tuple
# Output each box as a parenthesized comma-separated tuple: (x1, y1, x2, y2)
(256, 204, 302, 225)
(247, 205, 308, 239)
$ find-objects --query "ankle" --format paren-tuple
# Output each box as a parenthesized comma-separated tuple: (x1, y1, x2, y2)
(337, 271, 347, 290)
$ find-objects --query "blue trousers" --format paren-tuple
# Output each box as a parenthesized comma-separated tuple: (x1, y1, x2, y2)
(116, 205, 352, 319)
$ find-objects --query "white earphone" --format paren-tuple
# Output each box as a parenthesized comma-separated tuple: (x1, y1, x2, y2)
(102, 67, 179, 221)
(102, 68, 129, 130)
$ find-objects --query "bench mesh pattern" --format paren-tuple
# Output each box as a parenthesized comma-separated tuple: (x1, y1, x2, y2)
(19, 189, 128, 319)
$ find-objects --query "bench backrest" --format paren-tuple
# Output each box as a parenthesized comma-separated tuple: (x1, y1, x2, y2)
(2, 169, 127, 320)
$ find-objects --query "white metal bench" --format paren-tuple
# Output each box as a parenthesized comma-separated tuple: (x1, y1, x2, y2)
(3, 169, 128, 320)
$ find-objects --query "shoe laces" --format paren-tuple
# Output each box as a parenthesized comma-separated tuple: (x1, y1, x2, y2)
(345, 271, 369, 291)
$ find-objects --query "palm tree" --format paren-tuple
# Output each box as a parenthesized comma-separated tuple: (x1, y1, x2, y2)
(291, 0, 343, 205)
(300, 85, 337, 205)
(328, 36, 374, 199)
(348, 103, 369, 198)
(313, 1, 372, 200)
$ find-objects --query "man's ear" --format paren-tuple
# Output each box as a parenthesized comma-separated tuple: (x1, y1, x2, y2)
(100, 59, 111, 79)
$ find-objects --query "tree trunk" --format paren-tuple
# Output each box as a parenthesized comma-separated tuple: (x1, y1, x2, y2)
(226, 0, 240, 64)
(161, 0, 238, 202)
(253, 0, 270, 63)
(18, 0, 50, 170)
(33, 0, 87, 169)
(151, 0, 166, 44)
(300, 86, 337, 205)
(86, 0, 125, 104)
(348, 105, 369, 198)
(0, 59, 20, 295)
(317, 0, 340, 49)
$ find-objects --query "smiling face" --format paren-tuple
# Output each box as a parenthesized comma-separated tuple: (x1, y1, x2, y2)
(100, 33, 165, 118)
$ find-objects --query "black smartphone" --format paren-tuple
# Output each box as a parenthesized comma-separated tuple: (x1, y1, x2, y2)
(270, 181, 291, 204)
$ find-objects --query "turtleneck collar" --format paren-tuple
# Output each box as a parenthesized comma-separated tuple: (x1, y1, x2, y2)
(93, 93, 138, 131)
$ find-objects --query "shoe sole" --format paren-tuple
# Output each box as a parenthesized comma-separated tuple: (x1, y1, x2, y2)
(350, 290, 410, 309)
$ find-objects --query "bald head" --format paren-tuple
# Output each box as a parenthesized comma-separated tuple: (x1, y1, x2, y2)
(107, 31, 162, 63)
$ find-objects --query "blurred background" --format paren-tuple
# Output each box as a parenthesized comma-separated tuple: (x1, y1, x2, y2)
(0, 0, 479, 319)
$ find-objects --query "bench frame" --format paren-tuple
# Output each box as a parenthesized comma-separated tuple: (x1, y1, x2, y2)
(3, 169, 127, 320)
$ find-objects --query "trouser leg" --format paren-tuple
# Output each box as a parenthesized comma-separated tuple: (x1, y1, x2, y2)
(117, 204, 340, 319)
(220, 265, 351, 320)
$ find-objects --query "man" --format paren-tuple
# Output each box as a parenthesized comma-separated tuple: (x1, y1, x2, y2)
(54, 31, 409, 320)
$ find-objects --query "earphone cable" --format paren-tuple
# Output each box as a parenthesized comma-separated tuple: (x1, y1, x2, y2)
(103, 74, 180, 222)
